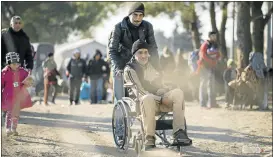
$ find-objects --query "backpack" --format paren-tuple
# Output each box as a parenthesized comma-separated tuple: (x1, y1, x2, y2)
(188, 41, 219, 72)
(188, 49, 199, 72)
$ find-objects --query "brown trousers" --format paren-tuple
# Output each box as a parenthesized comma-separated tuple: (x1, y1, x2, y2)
(44, 79, 57, 104)
(140, 88, 186, 137)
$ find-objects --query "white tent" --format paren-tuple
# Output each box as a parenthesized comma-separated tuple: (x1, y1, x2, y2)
(54, 38, 107, 71)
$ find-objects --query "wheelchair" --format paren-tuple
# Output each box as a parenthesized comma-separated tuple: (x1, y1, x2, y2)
(111, 83, 191, 156)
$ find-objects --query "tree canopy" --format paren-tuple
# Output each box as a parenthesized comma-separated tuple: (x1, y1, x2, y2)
(144, 2, 202, 49)
(1, 2, 122, 44)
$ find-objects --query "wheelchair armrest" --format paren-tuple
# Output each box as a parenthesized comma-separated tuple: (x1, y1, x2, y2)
(124, 83, 135, 88)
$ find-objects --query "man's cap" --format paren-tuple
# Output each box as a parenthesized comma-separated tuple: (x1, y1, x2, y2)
(131, 39, 149, 55)
(48, 52, 54, 57)
(128, 2, 145, 16)
(73, 48, 81, 55)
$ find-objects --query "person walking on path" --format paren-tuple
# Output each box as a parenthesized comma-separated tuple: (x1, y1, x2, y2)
(1, 52, 33, 136)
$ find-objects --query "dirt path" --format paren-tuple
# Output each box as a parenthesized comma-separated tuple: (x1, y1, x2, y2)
(1, 95, 272, 157)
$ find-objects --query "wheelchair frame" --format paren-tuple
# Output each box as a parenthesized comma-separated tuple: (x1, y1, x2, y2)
(111, 83, 189, 156)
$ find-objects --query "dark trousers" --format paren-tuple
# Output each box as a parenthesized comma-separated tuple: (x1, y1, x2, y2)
(69, 78, 82, 104)
(224, 83, 234, 105)
(102, 78, 108, 101)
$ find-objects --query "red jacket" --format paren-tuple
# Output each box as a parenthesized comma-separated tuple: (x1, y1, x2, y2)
(196, 40, 220, 73)
(1, 66, 32, 111)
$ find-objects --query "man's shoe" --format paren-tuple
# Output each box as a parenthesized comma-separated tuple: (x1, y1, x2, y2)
(117, 136, 124, 146)
(172, 129, 192, 146)
(74, 100, 80, 105)
(144, 135, 156, 150)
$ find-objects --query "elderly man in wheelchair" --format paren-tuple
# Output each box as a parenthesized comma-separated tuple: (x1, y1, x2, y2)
(120, 39, 192, 150)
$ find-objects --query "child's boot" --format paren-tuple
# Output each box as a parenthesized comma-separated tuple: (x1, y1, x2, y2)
(5, 112, 12, 136)
(6, 129, 12, 136)
(11, 117, 19, 136)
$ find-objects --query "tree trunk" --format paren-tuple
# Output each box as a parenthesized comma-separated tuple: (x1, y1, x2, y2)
(236, 2, 252, 68)
(209, 2, 219, 38)
(220, 2, 228, 59)
(190, 3, 201, 49)
(251, 2, 265, 53)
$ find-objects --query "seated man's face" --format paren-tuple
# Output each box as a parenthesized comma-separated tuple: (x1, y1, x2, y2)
(135, 48, 149, 65)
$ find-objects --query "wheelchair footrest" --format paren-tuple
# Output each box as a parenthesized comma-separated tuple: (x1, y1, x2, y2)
(155, 120, 173, 130)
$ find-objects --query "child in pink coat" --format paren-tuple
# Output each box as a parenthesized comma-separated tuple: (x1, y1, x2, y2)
(1, 52, 33, 136)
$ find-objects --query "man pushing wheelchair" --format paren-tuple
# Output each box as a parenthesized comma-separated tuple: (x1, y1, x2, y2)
(124, 40, 192, 150)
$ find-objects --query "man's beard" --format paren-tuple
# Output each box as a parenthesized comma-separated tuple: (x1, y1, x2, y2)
(133, 21, 141, 26)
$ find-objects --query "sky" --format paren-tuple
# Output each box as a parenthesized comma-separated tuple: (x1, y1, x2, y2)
(69, 2, 270, 52)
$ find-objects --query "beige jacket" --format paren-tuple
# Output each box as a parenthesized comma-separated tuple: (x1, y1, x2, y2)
(124, 62, 168, 103)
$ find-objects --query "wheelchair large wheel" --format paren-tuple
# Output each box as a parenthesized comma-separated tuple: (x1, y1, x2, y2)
(112, 100, 131, 151)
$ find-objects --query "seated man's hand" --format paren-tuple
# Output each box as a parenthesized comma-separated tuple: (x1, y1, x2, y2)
(161, 97, 172, 106)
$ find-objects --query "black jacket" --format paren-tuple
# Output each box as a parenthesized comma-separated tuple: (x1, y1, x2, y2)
(1, 27, 33, 69)
(87, 59, 110, 80)
(66, 58, 86, 79)
(108, 16, 159, 72)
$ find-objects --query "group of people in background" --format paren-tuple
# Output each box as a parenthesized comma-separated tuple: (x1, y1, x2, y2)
(65, 49, 110, 105)
(42, 48, 111, 106)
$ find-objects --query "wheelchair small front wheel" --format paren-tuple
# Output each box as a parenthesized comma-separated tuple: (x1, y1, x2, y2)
(112, 100, 130, 151)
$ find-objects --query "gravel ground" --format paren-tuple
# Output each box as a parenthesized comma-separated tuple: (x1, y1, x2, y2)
(1, 95, 272, 157)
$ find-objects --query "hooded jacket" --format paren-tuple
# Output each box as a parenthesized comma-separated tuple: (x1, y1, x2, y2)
(87, 51, 110, 79)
